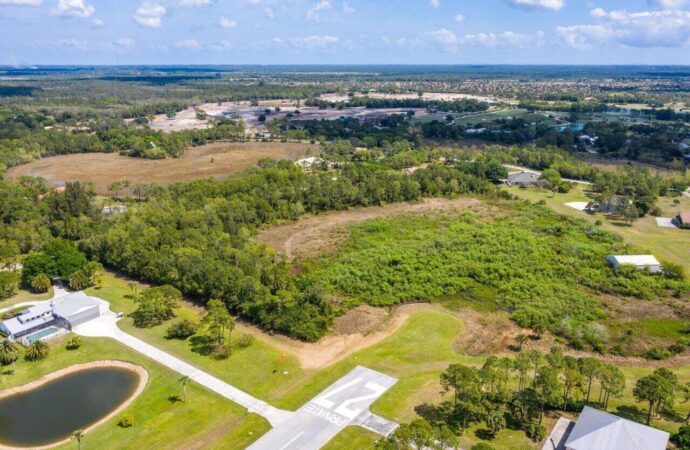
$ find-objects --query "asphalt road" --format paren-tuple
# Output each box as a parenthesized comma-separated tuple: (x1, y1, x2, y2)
(248, 366, 398, 450)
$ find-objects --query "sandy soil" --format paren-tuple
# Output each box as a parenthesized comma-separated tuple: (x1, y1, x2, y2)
(6, 142, 316, 195)
(0, 361, 148, 450)
(257, 197, 485, 261)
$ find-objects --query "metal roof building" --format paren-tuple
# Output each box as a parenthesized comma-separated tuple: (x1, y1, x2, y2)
(606, 255, 662, 273)
(564, 407, 669, 450)
(0, 292, 101, 340)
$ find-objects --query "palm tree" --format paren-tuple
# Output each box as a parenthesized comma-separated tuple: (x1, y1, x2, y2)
(178, 376, 191, 402)
(0, 339, 18, 370)
(24, 340, 48, 362)
(72, 430, 84, 450)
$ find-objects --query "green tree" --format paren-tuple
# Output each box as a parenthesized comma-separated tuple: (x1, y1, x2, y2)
(72, 429, 84, 450)
(202, 299, 235, 346)
(634, 368, 678, 425)
(24, 340, 49, 361)
(0, 271, 19, 299)
(598, 364, 625, 410)
(578, 357, 602, 403)
(0, 339, 18, 369)
(535, 366, 562, 424)
(30, 273, 52, 293)
(485, 409, 506, 438)
(178, 376, 191, 402)
(68, 271, 91, 291)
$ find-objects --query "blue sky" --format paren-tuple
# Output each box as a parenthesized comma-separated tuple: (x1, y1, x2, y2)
(1, 0, 690, 65)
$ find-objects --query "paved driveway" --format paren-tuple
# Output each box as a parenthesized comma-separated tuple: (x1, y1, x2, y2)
(72, 300, 292, 427)
(248, 366, 398, 450)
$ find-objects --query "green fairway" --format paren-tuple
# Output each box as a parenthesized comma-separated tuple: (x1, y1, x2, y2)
(0, 335, 269, 450)
(322, 426, 380, 449)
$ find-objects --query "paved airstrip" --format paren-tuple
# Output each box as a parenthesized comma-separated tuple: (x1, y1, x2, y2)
(249, 366, 398, 450)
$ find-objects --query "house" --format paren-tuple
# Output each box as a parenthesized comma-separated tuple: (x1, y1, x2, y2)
(102, 205, 128, 215)
(506, 171, 543, 187)
(295, 157, 329, 171)
(543, 406, 669, 450)
(606, 255, 662, 273)
(677, 211, 690, 229)
(0, 292, 101, 341)
(465, 127, 487, 134)
(0, 263, 23, 272)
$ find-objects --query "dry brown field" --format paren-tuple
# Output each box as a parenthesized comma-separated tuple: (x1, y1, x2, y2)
(6, 141, 317, 195)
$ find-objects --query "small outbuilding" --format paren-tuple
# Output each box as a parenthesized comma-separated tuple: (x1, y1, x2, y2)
(677, 211, 690, 229)
(606, 255, 662, 273)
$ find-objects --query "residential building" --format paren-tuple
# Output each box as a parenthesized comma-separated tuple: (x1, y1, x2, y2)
(606, 255, 662, 273)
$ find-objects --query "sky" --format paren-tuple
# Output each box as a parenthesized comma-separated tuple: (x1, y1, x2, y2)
(1, 0, 690, 65)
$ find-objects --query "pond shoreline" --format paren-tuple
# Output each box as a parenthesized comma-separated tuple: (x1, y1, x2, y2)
(0, 360, 148, 450)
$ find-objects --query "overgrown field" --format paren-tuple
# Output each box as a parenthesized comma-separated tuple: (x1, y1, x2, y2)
(5, 142, 316, 195)
(302, 200, 690, 350)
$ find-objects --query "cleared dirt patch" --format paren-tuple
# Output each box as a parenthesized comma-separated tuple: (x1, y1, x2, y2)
(257, 197, 486, 261)
(6, 142, 316, 195)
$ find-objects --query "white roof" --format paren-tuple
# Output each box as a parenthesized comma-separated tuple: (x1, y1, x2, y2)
(566, 407, 669, 450)
(52, 292, 101, 319)
(0, 292, 101, 335)
(607, 255, 660, 266)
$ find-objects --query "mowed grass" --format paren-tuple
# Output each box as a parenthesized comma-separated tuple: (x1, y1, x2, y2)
(0, 335, 269, 450)
(322, 427, 380, 450)
(0, 288, 53, 310)
(633, 318, 690, 340)
(504, 184, 690, 274)
(86, 273, 305, 404)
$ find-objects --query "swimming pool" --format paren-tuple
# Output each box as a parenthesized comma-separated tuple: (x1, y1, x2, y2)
(24, 327, 59, 344)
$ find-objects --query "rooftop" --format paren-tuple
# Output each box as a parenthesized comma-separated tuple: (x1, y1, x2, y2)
(1, 293, 101, 336)
(565, 406, 669, 450)
(607, 255, 661, 266)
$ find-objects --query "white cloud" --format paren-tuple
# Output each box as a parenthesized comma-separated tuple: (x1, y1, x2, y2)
(220, 16, 236, 28)
(424, 28, 458, 50)
(264, 6, 275, 18)
(0, 0, 41, 5)
(175, 39, 201, 49)
(290, 35, 339, 49)
(248, 0, 259, 4)
(507, 0, 564, 11)
(454, 14, 464, 23)
(306, 0, 331, 21)
(37, 38, 89, 50)
(342, 1, 354, 14)
(179, 0, 212, 5)
(134, 1, 166, 27)
(560, 9, 690, 49)
(51, 0, 95, 17)
(430, 0, 441, 8)
(92, 17, 104, 27)
(461, 30, 543, 47)
(111, 38, 136, 51)
(210, 40, 233, 51)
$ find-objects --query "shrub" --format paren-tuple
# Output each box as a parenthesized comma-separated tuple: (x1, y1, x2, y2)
(118, 414, 135, 428)
(645, 347, 672, 360)
(166, 320, 197, 339)
(525, 423, 546, 442)
(662, 261, 686, 280)
(65, 336, 81, 350)
(470, 444, 496, 450)
(595, 220, 603, 226)
(672, 424, 690, 449)
(236, 333, 254, 349)
(24, 340, 49, 361)
(669, 342, 686, 355)
(651, 207, 663, 217)
(212, 343, 230, 360)
(30, 273, 52, 293)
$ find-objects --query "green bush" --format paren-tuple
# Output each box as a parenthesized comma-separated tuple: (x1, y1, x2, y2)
(645, 347, 672, 360)
(166, 320, 197, 339)
(118, 414, 135, 428)
(236, 333, 254, 349)
(525, 423, 546, 442)
(0, 271, 19, 299)
(65, 336, 81, 350)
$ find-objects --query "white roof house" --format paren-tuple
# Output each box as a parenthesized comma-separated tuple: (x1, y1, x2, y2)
(565, 407, 669, 450)
(606, 255, 662, 273)
(0, 292, 101, 340)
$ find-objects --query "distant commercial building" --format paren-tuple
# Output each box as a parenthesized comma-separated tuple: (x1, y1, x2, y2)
(543, 406, 669, 450)
(606, 255, 662, 273)
(677, 211, 690, 229)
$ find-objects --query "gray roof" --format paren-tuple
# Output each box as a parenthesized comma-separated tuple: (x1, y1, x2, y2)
(0, 292, 101, 336)
(508, 172, 541, 184)
(565, 407, 669, 450)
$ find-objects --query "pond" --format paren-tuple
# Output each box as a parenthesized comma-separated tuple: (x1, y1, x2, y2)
(0, 365, 143, 448)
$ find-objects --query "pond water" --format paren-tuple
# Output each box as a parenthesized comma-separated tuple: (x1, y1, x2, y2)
(0, 366, 140, 448)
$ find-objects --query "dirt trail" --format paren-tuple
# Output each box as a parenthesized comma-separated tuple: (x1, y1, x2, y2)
(258, 197, 484, 261)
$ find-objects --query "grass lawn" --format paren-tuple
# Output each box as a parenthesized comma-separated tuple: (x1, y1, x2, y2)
(504, 185, 690, 274)
(633, 318, 690, 340)
(322, 427, 381, 450)
(0, 335, 269, 450)
(0, 288, 53, 310)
